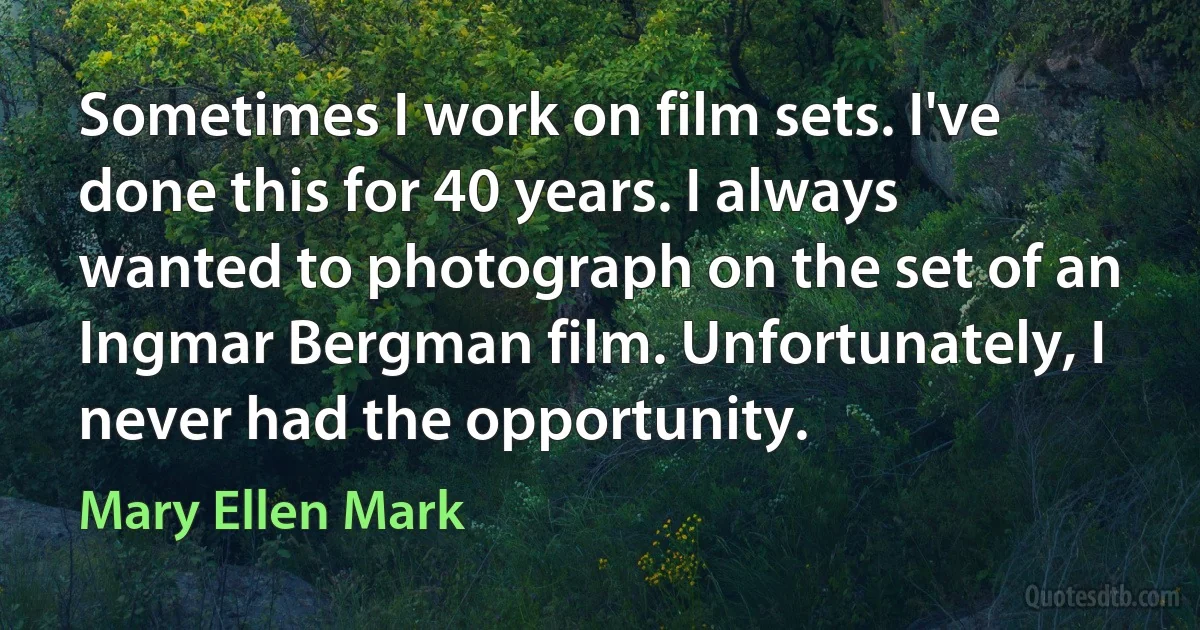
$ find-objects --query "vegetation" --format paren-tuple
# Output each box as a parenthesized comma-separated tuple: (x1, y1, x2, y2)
(1, 0, 1198, 626)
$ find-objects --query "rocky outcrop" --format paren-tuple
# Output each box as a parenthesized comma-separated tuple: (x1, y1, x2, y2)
(913, 36, 1161, 204)
(172, 564, 327, 629)
(0, 495, 101, 553)
(0, 497, 327, 629)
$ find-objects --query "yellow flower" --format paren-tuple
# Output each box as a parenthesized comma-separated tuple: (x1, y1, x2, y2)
(640, 513, 706, 588)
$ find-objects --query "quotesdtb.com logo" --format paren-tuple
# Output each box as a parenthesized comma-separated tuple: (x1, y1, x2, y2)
(1025, 584, 1180, 610)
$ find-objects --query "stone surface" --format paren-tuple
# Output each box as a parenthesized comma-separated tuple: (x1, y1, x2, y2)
(172, 564, 327, 629)
(912, 36, 1160, 204)
(0, 496, 99, 553)
(0, 496, 326, 628)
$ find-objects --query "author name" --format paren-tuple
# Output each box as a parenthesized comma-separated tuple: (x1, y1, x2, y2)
(81, 489, 465, 541)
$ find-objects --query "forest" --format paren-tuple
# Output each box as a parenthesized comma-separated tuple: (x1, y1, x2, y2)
(1, 0, 1198, 627)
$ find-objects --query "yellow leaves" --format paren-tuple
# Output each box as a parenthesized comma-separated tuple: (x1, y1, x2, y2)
(195, 22, 207, 34)
(94, 50, 115, 67)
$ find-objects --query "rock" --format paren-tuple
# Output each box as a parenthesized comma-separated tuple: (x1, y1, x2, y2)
(997, 37, 1143, 106)
(172, 564, 327, 629)
(912, 35, 1160, 204)
(910, 121, 957, 198)
(0, 496, 100, 553)
(0, 496, 326, 628)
